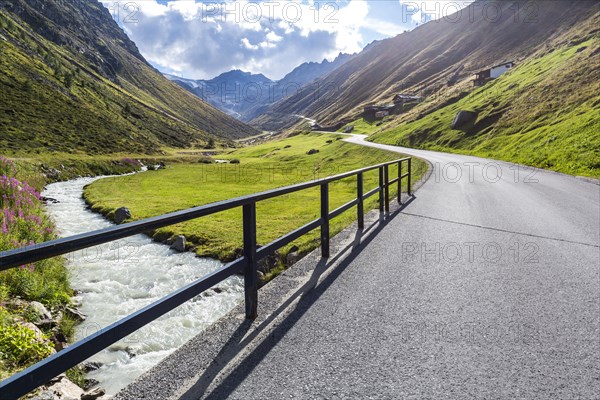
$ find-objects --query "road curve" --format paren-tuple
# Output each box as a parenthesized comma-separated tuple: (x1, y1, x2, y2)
(342, 133, 599, 247)
(126, 136, 600, 399)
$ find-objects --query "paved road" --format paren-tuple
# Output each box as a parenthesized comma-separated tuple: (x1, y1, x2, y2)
(164, 136, 600, 399)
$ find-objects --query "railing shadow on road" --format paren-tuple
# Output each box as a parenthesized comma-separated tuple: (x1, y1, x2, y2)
(178, 196, 415, 400)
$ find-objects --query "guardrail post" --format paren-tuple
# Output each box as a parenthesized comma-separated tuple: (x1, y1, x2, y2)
(243, 203, 258, 320)
(320, 183, 330, 258)
(407, 158, 412, 196)
(398, 160, 403, 205)
(378, 167, 384, 215)
(384, 164, 390, 214)
(357, 172, 364, 230)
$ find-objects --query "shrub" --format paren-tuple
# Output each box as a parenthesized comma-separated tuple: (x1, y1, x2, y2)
(0, 308, 54, 368)
(64, 73, 74, 89)
(22, 79, 33, 92)
(66, 366, 86, 388)
(229, 159, 240, 164)
(59, 314, 77, 341)
(198, 157, 214, 164)
(306, 149, 320, 155)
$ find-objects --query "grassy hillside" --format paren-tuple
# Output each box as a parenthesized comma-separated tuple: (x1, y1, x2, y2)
(84, 133, 426, 263)
(370, 38, 600, 177)
(0, 0, 257, 157)
(336, 118, 389, 136)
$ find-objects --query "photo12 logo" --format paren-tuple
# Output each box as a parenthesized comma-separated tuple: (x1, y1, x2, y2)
(432, 161, 539, 184)
(401, 1, 539, 24)
(106, 2, 140, 24)
(398, 320, 541, 345)
(105, 1, 342, 25)
(401, 241, 540, 264)
(65, 241, 141, 265)
(201, 1, 340, 24)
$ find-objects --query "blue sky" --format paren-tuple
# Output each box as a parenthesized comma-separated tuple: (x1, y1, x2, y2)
(101, 1, 474, 80)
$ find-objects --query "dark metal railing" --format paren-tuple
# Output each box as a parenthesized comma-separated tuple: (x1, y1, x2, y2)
(0, 157, 412, 399)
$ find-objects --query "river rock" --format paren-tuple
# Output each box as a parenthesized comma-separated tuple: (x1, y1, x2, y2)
(35, 318, 58, 330)
(30, 392, 56, 400)
(81, 387, 106, 400)
(170, 235, 186, 252)
(41, 196, 60, 204)
(84, 379, 100, 391)
(451, 110, 478, 131)
(125, 346, 138, 358)
(30, 301, 53, 321)
(45, 375, 84, 400)
(52, 331, 69, 351)
(114, 207, 131, 224)
(64, 306, 87, 322)
(22, 322, 45, 341)
(82, 361, 102, 372)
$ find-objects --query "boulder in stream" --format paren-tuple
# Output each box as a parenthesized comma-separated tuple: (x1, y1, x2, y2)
(170, 235, 187, 252)
(81, 387, 106, 400)
(114, 207, 131, 224)
(64, 306, 87, 322)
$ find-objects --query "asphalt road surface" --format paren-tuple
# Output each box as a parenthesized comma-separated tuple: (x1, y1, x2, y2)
(159, 135, 600, 399)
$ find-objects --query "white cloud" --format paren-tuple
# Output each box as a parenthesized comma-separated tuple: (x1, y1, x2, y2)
(266, 30, 283, 42)
(102, 1, 418, 80)
(241, 37, 259, 50)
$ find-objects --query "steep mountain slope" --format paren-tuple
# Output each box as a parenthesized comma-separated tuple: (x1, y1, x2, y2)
(253, 0, 599, 131)
(0, 0, 257, 156)
(167, 53, 354, 122)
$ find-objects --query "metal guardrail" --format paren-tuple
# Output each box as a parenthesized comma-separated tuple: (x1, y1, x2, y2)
(0, 157, 412, 399)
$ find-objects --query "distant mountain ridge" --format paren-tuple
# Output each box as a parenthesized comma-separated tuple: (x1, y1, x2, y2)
(0, 0, 257, 156)
(166, 52, 355, 122)
(166, 70, 275, 120)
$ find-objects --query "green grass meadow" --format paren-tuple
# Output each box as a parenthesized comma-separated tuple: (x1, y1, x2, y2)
(84, 133, 426, 262)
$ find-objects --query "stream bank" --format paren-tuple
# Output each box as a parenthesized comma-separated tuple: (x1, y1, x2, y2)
(41, 176, 243, 396)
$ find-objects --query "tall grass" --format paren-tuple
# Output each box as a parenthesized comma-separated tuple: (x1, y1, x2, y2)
(0, 156, 72, 377)
(0, 156, 71, 306)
